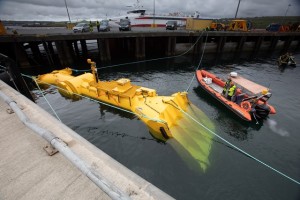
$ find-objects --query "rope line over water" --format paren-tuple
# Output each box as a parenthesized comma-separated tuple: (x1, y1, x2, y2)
(32, 78, 62, 122)
(186, 31, 209, 92)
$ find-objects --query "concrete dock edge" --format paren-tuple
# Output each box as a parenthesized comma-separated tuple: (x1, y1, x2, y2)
(0, 80, 174, 200)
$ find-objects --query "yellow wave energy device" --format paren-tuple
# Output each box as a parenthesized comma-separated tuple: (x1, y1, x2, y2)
(37, 59, 215, 171)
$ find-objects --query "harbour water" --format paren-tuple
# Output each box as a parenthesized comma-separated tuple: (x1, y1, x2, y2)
(31, 52, 300, 200)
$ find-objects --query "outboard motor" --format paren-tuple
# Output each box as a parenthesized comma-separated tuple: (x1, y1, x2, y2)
(250, 90, 272, 120)
(252, 104, 271, 119)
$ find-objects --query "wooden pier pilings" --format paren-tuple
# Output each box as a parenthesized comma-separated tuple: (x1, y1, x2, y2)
(97, 38, 111, 62)
(0, 31, 299, 70)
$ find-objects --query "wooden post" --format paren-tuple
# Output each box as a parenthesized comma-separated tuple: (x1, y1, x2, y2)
(216, 36, 227, 61)
(73, 41, 80, 57)
(135, 37, 145, 60)
(251, 36, 264, 58)
(268, 36, 278, 54)
(170, 37, 176, 56)
(29, 42, 43, 65)
(42, 41, 55, 67)
(296, 38, 300, 51)
(281, 36, 295, 54)
(13, 43, 31, 68)
(66, 41, 75, 64)
(54, 41, 64, 66)
(166, 36, 176, 56)
(47, 41, 55, 55)
(234, 36, 246, 60)
(55, 41, 74, 67)
(0, 53, 34, 101)
(105, 39, 111, 62)
(193, 37, 201, 55)
(80, 40, 88, 60)
(192, 37, 203, 62)
(97, 39, 111, 62)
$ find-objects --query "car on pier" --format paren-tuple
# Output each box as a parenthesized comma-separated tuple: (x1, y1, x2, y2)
(119, 19, 131, 31)
(166, 21, 178, 30)
(266, 23, 282, 32)
(99, 20, 110, 32)
(73, 23, 89, 33)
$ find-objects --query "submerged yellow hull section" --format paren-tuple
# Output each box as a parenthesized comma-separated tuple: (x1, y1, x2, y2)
(37, 61, 215, 172)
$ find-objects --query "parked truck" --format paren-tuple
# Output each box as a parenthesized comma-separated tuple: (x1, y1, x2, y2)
(185, 18, 213, 31)
(227, 20, 252, 31)
(210, 22, 225, 31)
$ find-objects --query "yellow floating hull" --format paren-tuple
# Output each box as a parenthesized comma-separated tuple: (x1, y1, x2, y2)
(36, 61, 215, 172)
(37, 69, 190, 140)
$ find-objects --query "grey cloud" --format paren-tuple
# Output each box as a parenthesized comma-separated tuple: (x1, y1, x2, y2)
(0, 0, 299, 21)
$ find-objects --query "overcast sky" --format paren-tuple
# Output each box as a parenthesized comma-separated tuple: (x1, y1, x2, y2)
(0, 0, 299, 21)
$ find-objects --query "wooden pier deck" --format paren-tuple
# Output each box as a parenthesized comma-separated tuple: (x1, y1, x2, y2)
(0, 80, 173, 200)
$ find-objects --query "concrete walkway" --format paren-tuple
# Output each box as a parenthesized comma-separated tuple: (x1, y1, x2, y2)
(0, 80, 174, 200)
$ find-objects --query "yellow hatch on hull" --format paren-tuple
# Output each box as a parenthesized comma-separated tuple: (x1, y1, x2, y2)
(36, 59, 215, 171)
